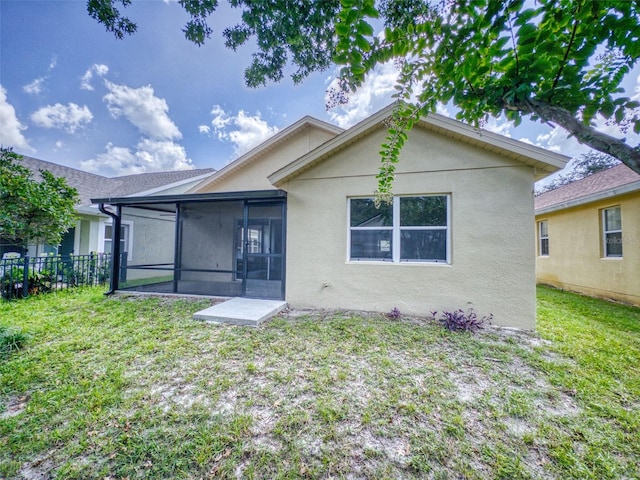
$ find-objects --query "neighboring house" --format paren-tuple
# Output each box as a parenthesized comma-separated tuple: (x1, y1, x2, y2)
(0, 155, 214, 259)
(93, 105, 568, 329)
(535, 164, 640, 306)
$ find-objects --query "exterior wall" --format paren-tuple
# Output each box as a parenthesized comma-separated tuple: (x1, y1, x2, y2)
(284, 125, 537, 329)
(196, 127, 337, 193)
(536, 192, 640, 305)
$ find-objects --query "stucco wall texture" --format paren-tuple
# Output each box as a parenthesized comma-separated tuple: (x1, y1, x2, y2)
(536, 193, 640, 306)
(284, 125, 538, 329)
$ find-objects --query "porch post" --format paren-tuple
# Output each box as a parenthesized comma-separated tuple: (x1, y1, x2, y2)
(173, 202, 182, 293)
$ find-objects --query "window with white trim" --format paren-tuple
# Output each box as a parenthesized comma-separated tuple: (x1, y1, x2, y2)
(348, 195, 450, 263)
(538, 220, 549, 256)
(103, 223, 130, 255)
(602, 206, 622, 257)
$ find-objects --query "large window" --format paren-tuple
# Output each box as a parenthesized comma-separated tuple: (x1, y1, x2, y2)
(349, 195, 450, 263)
(602, 206, 622, 258)
(538, 220, 549, 256)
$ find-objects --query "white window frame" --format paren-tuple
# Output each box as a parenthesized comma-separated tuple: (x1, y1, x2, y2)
(602, 206, 622, 258)
(538, 220, 549, 256)
(101, 220, 133, 257)
(347, 195, 451, 264)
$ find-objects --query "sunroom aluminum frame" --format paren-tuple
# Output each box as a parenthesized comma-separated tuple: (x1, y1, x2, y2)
(93, 189, 287, 298)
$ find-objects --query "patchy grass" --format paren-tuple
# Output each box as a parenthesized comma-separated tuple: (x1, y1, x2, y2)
(0, 286, 638, 479)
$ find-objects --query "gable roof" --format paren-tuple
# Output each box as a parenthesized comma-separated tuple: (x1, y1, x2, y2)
(188, 116, 343, 192)
(535, 164, 640, 215)
(15, 155, 215, 206)
(269, 104, 569, 186)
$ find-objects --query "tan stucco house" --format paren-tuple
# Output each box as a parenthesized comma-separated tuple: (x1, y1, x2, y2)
(93, 105, 568, 329)
(535, 164, 640, 306)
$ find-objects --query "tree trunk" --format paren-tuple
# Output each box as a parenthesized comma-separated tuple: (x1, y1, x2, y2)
(521, 98, 640, 174)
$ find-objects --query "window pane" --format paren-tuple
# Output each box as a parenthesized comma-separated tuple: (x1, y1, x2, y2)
(400, 196, 447, 226)
(400, 229, 447, 261)
(350, 198, 392, 227)
(104, 240, 112, 253)
(539, 221, 548, 237)
(605, 232, 623, 257)
(104, 225, 113, 240)
(541, 238, 549, 256)
(605, 207, 621, 231)
(350, 230, 392, 260)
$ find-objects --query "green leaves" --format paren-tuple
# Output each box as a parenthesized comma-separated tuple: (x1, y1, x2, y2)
(0, 149, 79, 248)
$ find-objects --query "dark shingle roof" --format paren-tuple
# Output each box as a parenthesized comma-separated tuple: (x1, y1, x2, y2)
(535, 164, 640, 212)
(16, 155, 215, 206)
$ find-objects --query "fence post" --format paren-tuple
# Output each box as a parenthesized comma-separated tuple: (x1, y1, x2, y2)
(22, 256, 29, 298)
(120, 251, 128, 283)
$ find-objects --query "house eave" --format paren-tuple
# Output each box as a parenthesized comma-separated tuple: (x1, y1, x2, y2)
(188, 117, 344, 193)
(268, 104, 570, 187)
(91, 189, 287, 207)
(535, 180, 640, 216)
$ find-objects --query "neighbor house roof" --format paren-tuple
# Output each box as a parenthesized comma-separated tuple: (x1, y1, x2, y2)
(189, 116, 343, 192)
(269, 104, 569, 186)
(535, 164, 640, 215)
(16, 155, 215, 207)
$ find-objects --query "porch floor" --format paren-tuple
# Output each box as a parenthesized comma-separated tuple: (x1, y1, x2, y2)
(193, 297, 287, 327)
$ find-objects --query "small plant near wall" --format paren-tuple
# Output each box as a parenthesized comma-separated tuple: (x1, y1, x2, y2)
(386, 307, 402, 320)
(431, 308, 492, 333)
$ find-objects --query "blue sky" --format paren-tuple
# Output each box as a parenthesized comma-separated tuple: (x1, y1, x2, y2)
(1, 1, 639, 178)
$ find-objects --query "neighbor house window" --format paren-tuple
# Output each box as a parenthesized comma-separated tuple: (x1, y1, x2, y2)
(602, 206, 622, 258)
(103, 223, 130, 255)
(538, 220, 549, 256)
(349, 195, 450, 263)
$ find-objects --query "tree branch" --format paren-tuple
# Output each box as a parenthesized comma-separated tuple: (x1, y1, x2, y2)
(522, 98, 640, 174)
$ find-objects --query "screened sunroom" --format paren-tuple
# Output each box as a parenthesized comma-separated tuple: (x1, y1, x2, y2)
(92, 190, 286, 300)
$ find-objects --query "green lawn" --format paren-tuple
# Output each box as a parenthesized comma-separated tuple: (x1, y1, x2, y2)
(1, 286, 639, 479)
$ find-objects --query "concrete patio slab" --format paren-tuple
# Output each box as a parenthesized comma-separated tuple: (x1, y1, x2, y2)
(193, 297, 287, 326)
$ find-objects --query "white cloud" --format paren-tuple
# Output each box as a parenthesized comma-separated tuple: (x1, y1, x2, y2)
(0, 85, 33, 151)
(198, 125, 211, 134)
(23, 77, 46, 95)
(81, 138, 194, 176)
(326, 62, 400, 128)
(206, 105, 279, 157)
(632, 74, 640, 102)
(30, 103, 93, 133)
(482, 116, 512, 137)
(103, 81, 182, 140)
(435, 103, 452, 118)
(81, 64, 109, 91)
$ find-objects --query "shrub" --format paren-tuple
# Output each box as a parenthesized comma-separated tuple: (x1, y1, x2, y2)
(0, 325, 28, 356)
(432, 308, 492, 333)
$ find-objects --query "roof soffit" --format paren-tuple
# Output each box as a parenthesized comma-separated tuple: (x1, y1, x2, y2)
(268, 105, 570, 186)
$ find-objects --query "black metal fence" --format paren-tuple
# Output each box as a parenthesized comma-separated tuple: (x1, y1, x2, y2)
(0, 253, 111, 300)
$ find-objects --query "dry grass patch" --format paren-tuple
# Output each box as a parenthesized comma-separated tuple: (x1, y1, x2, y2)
(0, 286, 639, 479)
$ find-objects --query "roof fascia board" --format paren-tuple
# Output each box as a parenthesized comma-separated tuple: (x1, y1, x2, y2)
(92, 189, 287, 206)
(128, 171, 216, 197)
(269, 105, 395, 185)
(188, 117, 344, 193)
(419, 114, 569, 171)
(535, 180, 640, 215)
(269, 105, 569, 186)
